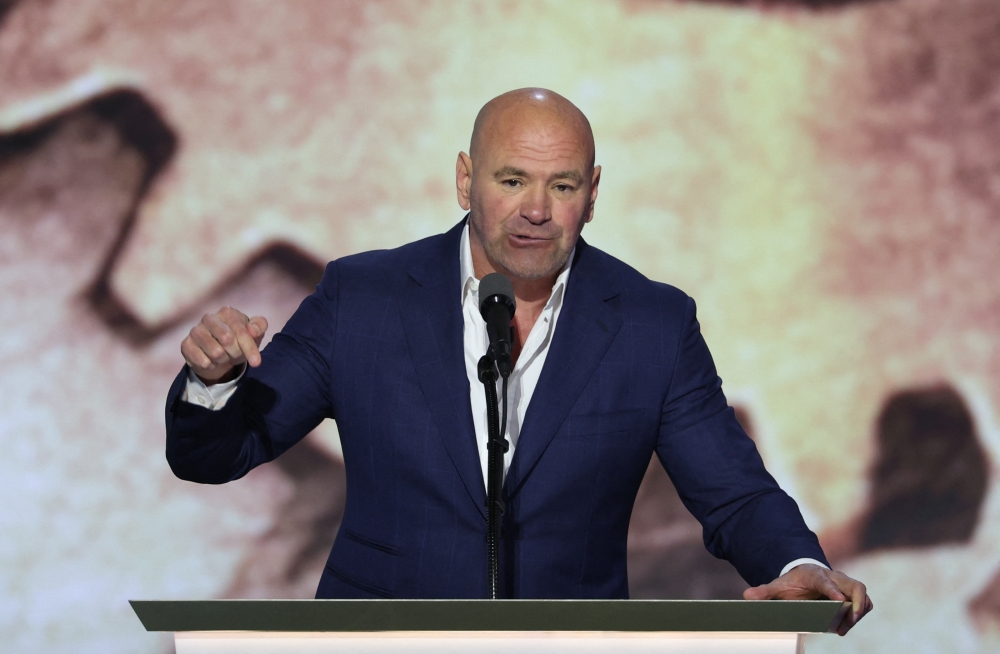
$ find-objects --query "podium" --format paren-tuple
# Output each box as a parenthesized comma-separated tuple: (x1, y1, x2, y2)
(130, 599, 847, 653)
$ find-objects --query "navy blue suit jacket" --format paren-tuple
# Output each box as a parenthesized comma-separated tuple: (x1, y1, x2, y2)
(165, 220, 828, 598)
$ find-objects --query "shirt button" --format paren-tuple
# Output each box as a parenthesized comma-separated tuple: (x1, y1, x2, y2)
(197, 396, 207, 405)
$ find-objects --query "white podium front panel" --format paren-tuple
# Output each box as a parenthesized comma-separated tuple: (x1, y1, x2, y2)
(175, 631, 804, 654)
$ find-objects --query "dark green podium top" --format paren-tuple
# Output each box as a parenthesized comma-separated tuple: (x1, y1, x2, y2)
(130, 599, 847, 634)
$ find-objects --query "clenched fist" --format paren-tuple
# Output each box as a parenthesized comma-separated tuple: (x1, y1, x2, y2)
(180, 306, 269, 384)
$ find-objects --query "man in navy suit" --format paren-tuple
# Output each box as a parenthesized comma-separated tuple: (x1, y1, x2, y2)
(166, 88, 871, 633)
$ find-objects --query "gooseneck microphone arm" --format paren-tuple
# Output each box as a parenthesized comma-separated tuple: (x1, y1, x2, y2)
(477, 273, 516, 598)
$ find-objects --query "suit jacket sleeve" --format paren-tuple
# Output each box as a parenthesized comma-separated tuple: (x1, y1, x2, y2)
(655, 296, 829, 586)
(164, 262, 339, 484)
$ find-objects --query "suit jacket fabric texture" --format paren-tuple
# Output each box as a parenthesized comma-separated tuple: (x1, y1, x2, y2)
(165, 219, 828, 599)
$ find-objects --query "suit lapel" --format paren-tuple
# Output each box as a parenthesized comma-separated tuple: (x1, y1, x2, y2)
(503, 240, 623, 498)
(398, 221, 487, 520)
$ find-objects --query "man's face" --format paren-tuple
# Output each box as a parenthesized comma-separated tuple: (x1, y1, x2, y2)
(459, 111, 600, 281)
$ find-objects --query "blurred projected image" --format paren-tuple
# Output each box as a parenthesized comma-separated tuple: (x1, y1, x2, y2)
(1, 0, 999, 652)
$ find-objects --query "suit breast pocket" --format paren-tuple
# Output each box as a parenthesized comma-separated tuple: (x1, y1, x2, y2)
(560, 408, 645, 439)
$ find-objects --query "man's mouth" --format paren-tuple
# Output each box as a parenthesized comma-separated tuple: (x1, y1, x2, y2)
(509, 234, 553, 246)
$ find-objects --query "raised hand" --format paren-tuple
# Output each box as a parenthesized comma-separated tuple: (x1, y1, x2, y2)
(180, 306, 269, 384)
(743, 564, 873, 636)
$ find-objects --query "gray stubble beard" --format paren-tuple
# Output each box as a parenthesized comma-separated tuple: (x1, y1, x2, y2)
(468, 209, 574, 282)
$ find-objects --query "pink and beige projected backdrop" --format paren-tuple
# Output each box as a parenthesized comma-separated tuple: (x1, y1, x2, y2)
(2, 0, 999, 652)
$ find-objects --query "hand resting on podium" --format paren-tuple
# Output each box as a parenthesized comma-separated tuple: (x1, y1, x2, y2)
(744, 563, 872, 636)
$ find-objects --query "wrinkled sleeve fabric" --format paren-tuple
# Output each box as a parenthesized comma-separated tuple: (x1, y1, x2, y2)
(655, 296, 829, 587)
(165, 262, 339, 484)
(181, 364, 245, 410)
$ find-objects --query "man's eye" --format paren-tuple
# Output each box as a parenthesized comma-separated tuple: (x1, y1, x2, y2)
(502, 179, 521, 187)
(554, 184, 573, 192)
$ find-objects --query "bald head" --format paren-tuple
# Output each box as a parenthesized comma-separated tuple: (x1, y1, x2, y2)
(456, 88, 602, 285)
(469, 88, 595, 171)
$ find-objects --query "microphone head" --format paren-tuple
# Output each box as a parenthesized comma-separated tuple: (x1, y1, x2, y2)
(479, 272, 516, 318)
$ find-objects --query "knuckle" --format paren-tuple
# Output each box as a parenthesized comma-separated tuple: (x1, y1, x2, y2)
(220, 305, 243, 320)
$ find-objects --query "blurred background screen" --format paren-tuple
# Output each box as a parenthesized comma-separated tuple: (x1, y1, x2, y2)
(1, 0, 999, 652)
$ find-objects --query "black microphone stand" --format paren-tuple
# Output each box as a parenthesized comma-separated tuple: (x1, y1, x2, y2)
(477, 350, 509, 599)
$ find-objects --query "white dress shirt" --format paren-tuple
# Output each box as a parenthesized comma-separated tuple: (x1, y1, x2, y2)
(182, 362, 242, 409)
(459, 223, 572, 485)
(181, 224, 825, 578)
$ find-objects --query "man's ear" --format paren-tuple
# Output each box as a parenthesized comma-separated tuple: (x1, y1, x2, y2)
(456, 152, 473, 210)
(586, 165, 601, 223)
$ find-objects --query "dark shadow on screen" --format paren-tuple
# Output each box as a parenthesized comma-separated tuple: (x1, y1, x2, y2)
(0, 0, 18, 26)
(0, 89, 323, 346)
(970, 567, 1000, 637)
(695, 0, 895, 7)
(627, 405, 758, 599)
(96, 240, 326, 345)
(859, 385, 988, 552)
(53, 90, 180, 342)
(222, 439, 347, 599)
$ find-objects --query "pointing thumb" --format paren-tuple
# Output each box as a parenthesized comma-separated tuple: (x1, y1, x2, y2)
(248, 316, 268, 340)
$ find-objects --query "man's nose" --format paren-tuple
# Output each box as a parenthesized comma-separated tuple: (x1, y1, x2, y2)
(520, 185, 550, 224)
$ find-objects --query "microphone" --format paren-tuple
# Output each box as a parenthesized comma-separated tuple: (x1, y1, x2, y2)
(478, 272, 516, 378)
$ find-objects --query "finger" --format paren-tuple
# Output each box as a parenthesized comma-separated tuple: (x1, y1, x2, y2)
(830, 577, 869, 636)
(838, 577, 867, 617)
(837, 615, 851, 637)
(181, 335, 214, 370)
(743, 582, 776, 600)
(834, 601, 856, 636)
(217, 305, 250, 324)
(836, 602, 862, 636)
(218, 305, 255, 341)
(220, 307, 265, 360)
(190, 323, 232, 366)
(248, 315, 268, 343)
(232, 320, 262, 367)
(818, 575, 847, 603)
(203, 313, 245, 362)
